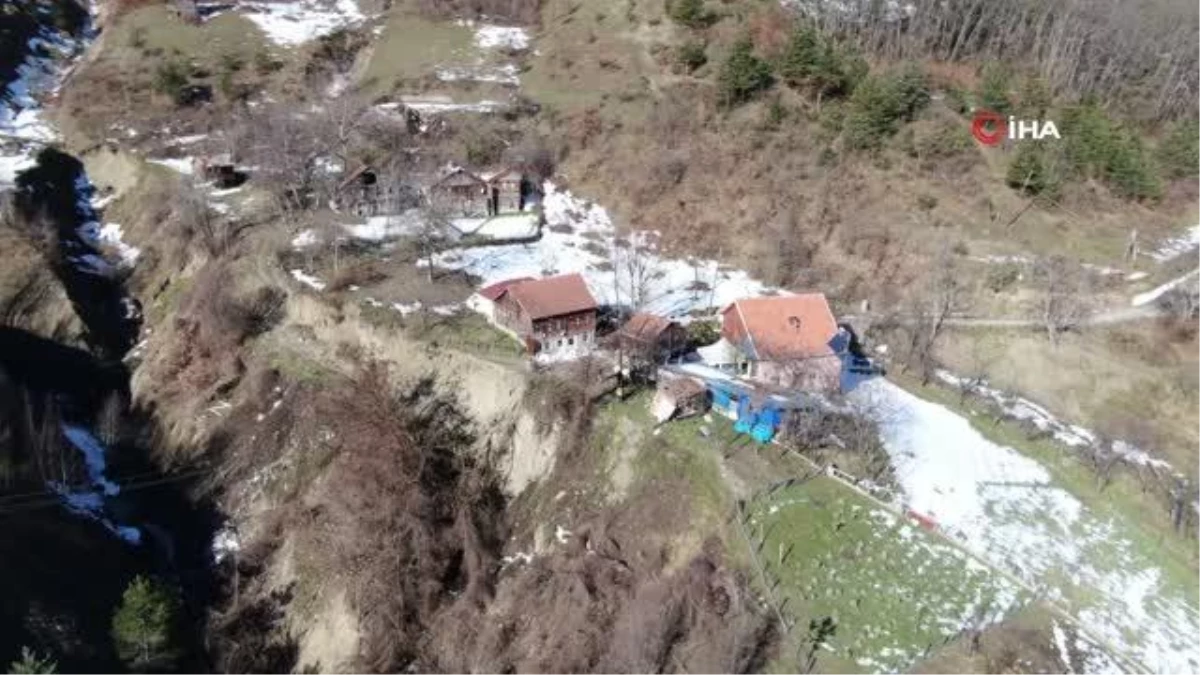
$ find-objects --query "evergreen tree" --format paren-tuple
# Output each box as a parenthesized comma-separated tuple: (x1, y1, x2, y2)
(1106, 131, 1161, 201)
(778, 26, 866, 102)
(1157, 119, 1200, 179)
(1017, 75, 1052, 119)
(717, 37, 773, 108)
(977, 65, 1011, 115)
(843, 65, 930, 150)
(7, 648, 56, 675)
(111, 576, 180, 671)
(1006, 143, 1058, 196)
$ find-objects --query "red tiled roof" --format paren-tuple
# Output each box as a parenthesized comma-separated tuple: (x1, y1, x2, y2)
(618, 312, 677, 342)
(478, 277, 535, 301)
(722, 294, 839, 360)
(500, 273, 597, 320)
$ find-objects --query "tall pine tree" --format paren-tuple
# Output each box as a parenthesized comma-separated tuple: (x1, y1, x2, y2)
(111, 576, 180, 671)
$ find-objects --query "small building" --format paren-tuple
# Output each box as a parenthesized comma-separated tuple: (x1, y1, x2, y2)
(615, 312, 688, 364)
(712, 294, 844, 393)
(428, 165, 537, 218)
(192, 153, 243, 189)
(651, 372, 710, 423)
(334, 165, 420, 217)
(493, 273, 598, 355)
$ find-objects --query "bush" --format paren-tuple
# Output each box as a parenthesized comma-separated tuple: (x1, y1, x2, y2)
(716, 37, 773, 108)
(7, 647, 56, 674)
(984, 264, 1021, 293)
(667, 0, 714, 28)
(842, 65, 930, 150)
(1106, 131, 1161, 200)
(112, 576, 181, 671)
(152, 60, 189, 101)
(676, 40, 707, 72)
(686, 319, 720, 347)
(1156, 119, 1199, 180)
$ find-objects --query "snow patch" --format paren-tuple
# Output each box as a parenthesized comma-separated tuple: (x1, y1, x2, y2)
(1148, 224, 1200, 263)
(431, 182, 776, 319)
(1131, 269, 1199, 307)
(290, 268, 327, 290)
(147, 157, 195, 175)
(458, 21, 531, 50)
(436, 62, 520, 85)
(237, 0, 366, 46)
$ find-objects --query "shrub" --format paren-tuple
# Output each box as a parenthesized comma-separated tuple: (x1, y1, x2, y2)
(667, 0, 714, 28)
(842, 65, 930, 150)
(686, 319, 720, 347)
(676, 40, 707, 72)
(716, 37, 773, 108)
(7, 647, 56, 674)
(112, 576, 180, 671)
(1156, 119, 1199, 179)
(984, 264, 1022, 293)
(152, 60, 189, 100)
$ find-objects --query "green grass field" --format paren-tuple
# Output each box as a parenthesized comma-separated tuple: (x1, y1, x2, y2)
(358, 12, 477, 95)
(747, 477, 1029, 673)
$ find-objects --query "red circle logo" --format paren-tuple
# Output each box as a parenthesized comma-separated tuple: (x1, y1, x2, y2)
(971, 110, 1007, 146)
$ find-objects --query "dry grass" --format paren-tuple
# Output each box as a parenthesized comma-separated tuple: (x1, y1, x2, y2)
(935, 324, 1199, 475)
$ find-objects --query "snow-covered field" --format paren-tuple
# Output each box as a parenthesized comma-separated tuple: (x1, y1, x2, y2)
(200, 0, 366, 46)
(431, 183, 774, 318)
(850, 378, 1200, 674)
(458, 20, 531, 51)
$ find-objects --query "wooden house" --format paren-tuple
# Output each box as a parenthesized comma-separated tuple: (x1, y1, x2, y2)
(615, 312, 688, 364)
(427, 165, 536, 218)
(492, 273, 598, 355)
(334, 165, 420, 217)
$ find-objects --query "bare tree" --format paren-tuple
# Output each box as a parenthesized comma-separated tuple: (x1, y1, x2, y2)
(416, 201, 455, 283)
(903, 246, 968, 382)
(173, 179, 237, 256)
(1157, 281, 1200, 326)
(1034, 255, 1091, 345)
(611, 231, 661, 312)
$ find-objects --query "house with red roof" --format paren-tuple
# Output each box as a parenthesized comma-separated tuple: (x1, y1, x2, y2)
(711, 294, 843, 393)
(490, 274, 598, 355)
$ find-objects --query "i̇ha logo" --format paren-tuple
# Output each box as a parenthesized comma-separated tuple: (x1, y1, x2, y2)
(971, 109, 1060, 146)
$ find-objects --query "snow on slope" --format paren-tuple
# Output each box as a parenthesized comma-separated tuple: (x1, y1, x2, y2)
(1131, 268, 1200, 307)
(850, 378, 1200, 674)
(0, 20, 83, 186)
(1148, 224, 1200, 263)
(208, 0, 367, 46)
(430, 183, 773, 318)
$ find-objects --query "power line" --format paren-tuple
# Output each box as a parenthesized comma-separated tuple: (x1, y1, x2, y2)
(0, 466, 215, 516)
